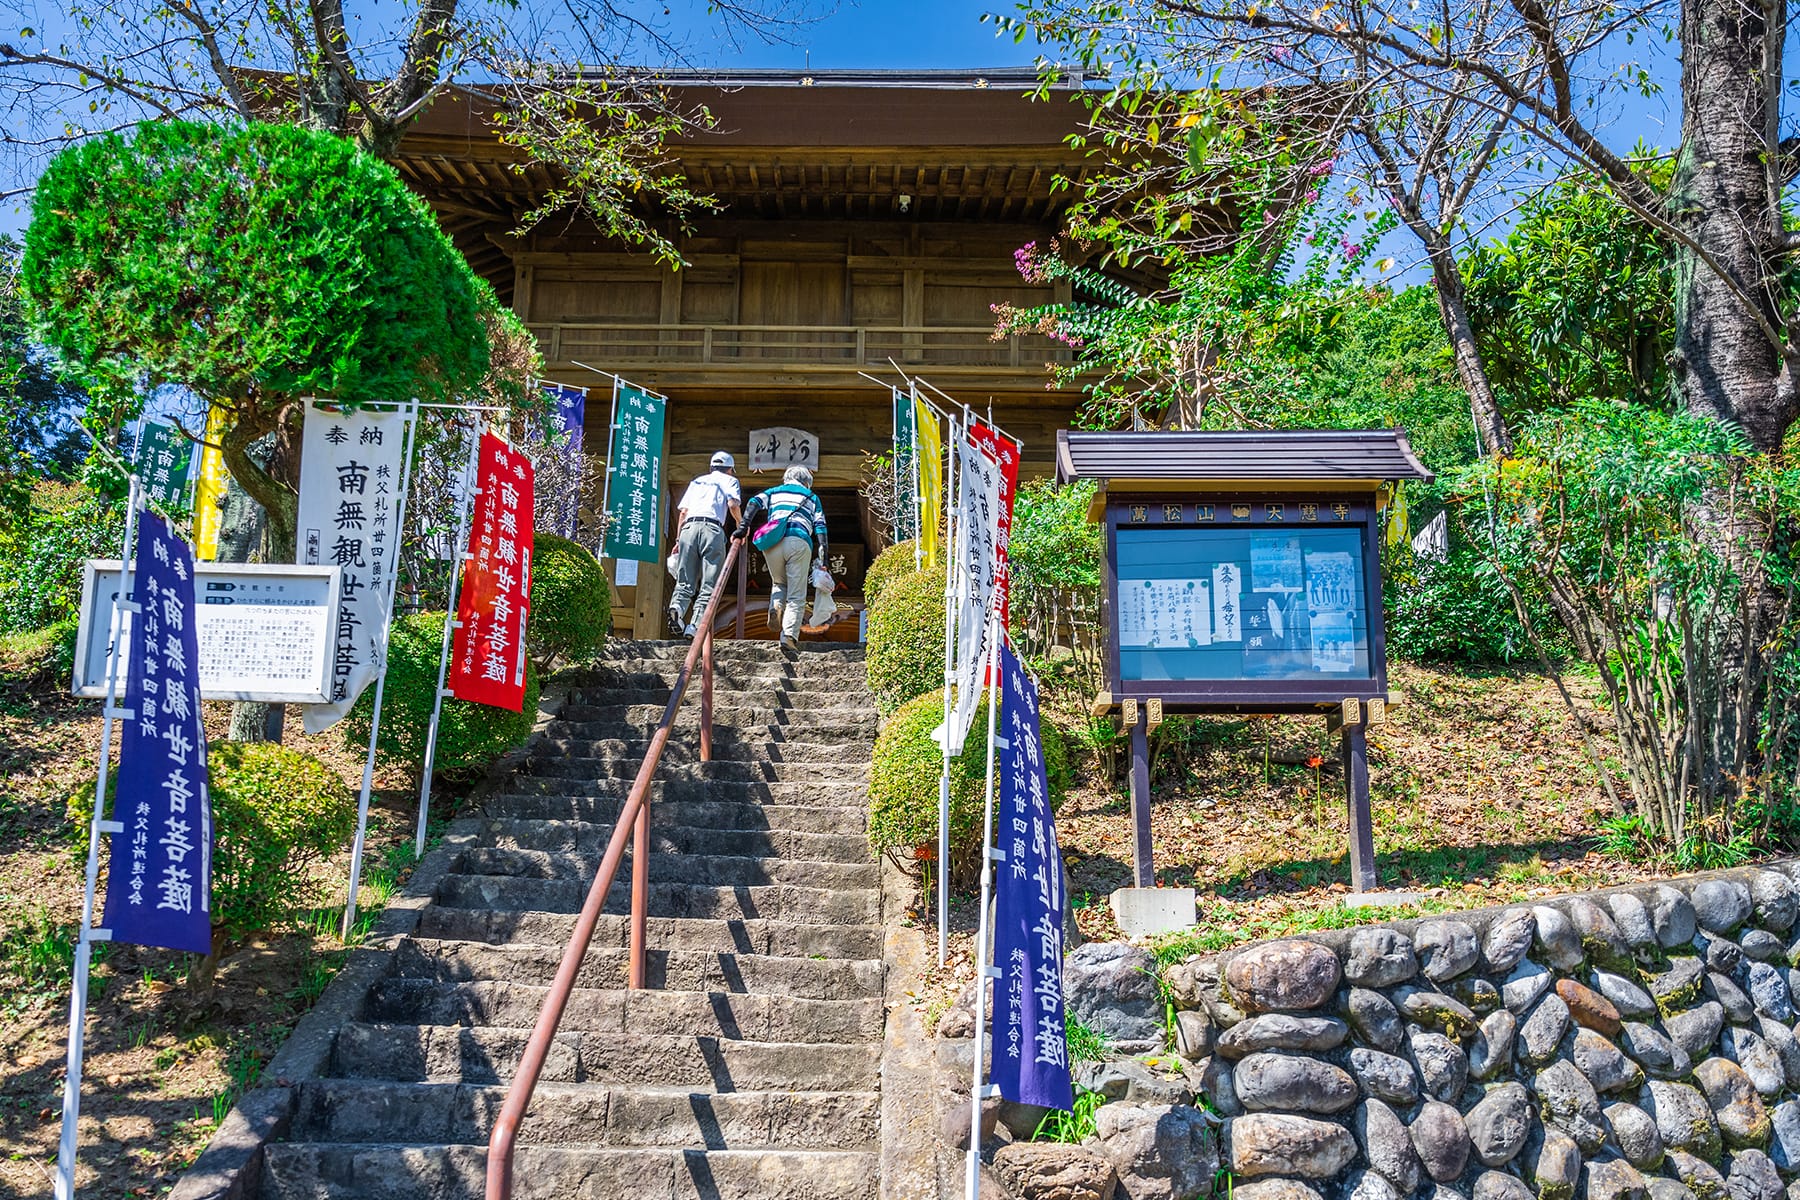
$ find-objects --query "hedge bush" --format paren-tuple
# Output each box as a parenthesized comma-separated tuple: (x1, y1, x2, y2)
(527, 533, 610, 667)
(0, 479, 124, 635)
(344, 610, 540, 774)
(865, 564, 946, 713)
(869, 687, 1070, 887)
(72, 743, 355, 945)
(863, 539, 918, 608)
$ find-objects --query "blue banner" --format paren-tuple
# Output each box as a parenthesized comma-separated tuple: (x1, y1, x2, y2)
(543, 383, 586, 539)
(101, 511, 213, 954)
(990, 640, 1073, 1111)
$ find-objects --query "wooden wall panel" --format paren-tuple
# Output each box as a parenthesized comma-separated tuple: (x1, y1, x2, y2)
(851, 270, 903, 324)
(531, 277, 660, 323)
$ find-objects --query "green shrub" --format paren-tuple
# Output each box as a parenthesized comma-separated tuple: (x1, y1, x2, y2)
(71, 743, 355, 944)
(1384, 543, 1538, 664)
(863, 539, 918, 608)
(527, 533, 610, 667)
(869, 687, 1069, 887)
(343, 611, 540, 774)
(0, 479, 124, 635)
(865, 564, 946, 712)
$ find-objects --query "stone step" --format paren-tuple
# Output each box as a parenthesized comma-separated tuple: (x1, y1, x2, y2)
(388, 939, 883, 1000)
(525, 736, 873, 767)
(570, 683, 874, 708)
(363, 978, 885, 1042)
(583, 638, 866, 663)
(468, 817, 871, 865)
(412, 909, 885, 960)
(498, 774, 870, 807)
(328, 1023, 882, 1090)
(456, 846, 876, 891)
(433, 873, 879, 926)
(287, 1079, 882, 1150)
(552, 705, 880, 735)
(259, 1142, 879, 1200)
(478, 794, 868, 836)
(521, 750, 868, 785)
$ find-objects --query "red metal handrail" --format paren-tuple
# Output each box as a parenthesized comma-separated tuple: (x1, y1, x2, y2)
(485, 537, 745, 1199)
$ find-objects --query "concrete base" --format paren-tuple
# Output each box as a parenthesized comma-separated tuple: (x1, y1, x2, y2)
(1342, 890, 1427, 910)
(1109, 887, 1198, 937)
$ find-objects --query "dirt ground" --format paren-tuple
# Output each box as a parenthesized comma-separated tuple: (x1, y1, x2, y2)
(0, 668, 429, 1200)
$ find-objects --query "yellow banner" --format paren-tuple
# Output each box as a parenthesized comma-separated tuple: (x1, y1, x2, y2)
(192, 404, 229, 561)
(913, 394, 942, 569)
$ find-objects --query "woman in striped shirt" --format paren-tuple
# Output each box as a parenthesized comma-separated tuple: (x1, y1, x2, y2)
(737, 466, 830, 652)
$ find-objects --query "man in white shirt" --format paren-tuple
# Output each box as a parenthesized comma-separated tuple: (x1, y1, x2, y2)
(667, 450, 744, 636)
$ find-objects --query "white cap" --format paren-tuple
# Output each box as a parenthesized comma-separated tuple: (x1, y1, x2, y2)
(711, 451, 735, 470)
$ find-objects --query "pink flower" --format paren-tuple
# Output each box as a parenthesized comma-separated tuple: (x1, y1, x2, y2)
(1304, 189, 1319, 203)
(1308, 159, 1335, 177)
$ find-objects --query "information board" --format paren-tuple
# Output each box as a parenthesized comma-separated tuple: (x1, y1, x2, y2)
(1114, 514, 1373, 684)
(74, 561, 341, 702)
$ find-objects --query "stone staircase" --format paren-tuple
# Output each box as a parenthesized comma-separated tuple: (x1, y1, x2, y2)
(259, 640, 886, 1200)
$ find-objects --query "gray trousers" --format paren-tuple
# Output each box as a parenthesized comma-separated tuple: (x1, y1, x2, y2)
(761, 534, 813, 641)
(670, 520, 726, 625)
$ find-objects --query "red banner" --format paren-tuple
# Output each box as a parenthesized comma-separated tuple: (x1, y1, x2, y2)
(967, 420, 1020, 625)
(449, 431, 535, 712)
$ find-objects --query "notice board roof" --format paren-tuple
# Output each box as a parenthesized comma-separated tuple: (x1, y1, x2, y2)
(1055, 428, 1433, 504)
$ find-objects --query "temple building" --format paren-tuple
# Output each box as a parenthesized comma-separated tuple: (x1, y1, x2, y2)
(390, 68, 1101, 637)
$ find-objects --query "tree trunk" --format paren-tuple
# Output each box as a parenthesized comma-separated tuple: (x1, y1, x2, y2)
(1425, 241, 1515, 457)
(1670, 0, 1797, 452)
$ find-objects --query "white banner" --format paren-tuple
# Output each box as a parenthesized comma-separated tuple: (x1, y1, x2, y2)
(945, 435, 1002, 755)
(295, 403, 410, 733)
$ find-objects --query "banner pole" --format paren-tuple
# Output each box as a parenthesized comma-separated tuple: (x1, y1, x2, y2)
(936, 407, 959, 967)
(55, 474, 142, 1200)
(414, 421, 483, 857)
(599, 376, 621, 561)
(343, 399, 423, 940)
(911, 391, 924, 568)
(964, 603, 1005, 1200)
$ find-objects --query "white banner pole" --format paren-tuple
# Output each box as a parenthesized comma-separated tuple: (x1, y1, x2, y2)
(964, 601, 1005, 1200)
(342, 399, 423, 940)
(413, 421, 484, 857)
(599, 375, 621, 563)
(936, 405, 959, 967)
(55, 474, 142, 1200)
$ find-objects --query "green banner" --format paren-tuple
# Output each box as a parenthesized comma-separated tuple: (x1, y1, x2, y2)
(892, 388, 917, 541)
(135, 421, 194, 509)
(602, 383, 667, 563)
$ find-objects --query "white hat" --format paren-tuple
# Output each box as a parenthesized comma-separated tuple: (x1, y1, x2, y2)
(711, 450, 735, 470)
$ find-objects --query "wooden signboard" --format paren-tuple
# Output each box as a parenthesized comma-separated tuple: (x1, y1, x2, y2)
(1057, 429, 1433, 895)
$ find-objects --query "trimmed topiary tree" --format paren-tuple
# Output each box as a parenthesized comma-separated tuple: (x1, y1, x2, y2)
(869, 688, 1070, 887)
(343, 611, 540, 774)
(21, 119, 536, 560)
(527, 533, 611, 668)
(863, 538, 919, 608)
(865, 564, 946, 713)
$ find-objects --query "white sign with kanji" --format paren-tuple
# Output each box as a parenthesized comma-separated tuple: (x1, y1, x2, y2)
(748, 427, 819, 473)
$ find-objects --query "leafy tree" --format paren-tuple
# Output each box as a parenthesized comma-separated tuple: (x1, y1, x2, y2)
(1462, 171, 1675, 415)
(0, 235, 84, 483)
(21, 119, 531, 559)
(0, 0, 810, 261)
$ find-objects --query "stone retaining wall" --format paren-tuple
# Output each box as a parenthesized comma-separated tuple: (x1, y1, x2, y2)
(1170, 863, 1800, 1200)
(936, 861, 1800, 1200)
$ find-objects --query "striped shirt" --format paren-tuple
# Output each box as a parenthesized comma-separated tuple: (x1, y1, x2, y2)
(752, 483, 828, 550)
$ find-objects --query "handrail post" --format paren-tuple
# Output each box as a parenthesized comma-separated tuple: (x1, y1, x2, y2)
(701, 624, 715, 763)
(629, 801, 649, 989)
(734, 537, 748, 641)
